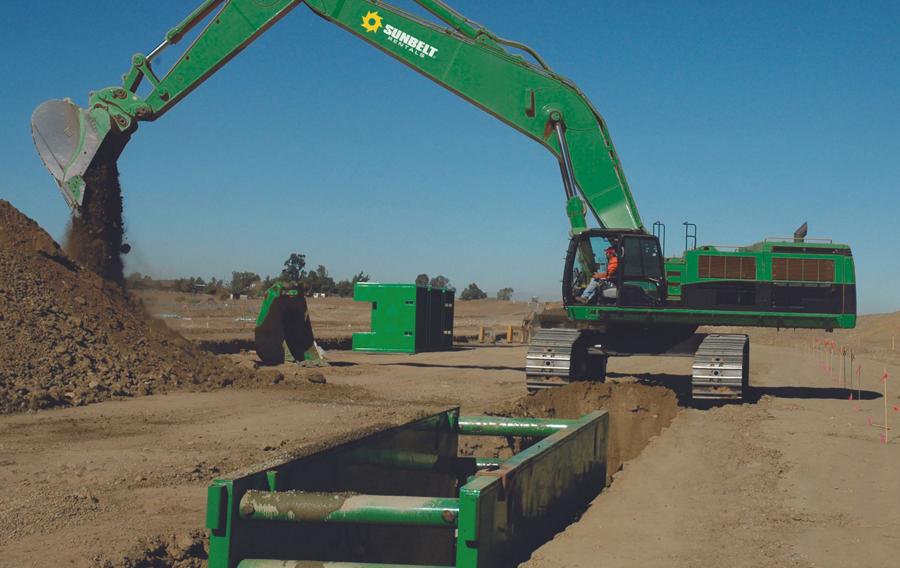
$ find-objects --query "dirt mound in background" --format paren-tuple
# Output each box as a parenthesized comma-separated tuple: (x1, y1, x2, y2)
(498, 381, 678, 481)
(0, 200, 255, 413)
(64, 153, 126, 283)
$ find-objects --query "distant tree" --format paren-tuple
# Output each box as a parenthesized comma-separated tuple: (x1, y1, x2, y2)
(333, 271, 370, 297)
(305, 265, 335, 294)
(204, 277, 224, 296)
(260, 275, 276, 291)
(231, 271, 261, 294)
(415, 273, 430, 286)
(429, 275, 451, 290)
(174, 276, 206, 293)
(460, 282, 487, 301)
(334, 280, 354, 297)
(281, 253, 307, 282)
(497, 287, 514, 301)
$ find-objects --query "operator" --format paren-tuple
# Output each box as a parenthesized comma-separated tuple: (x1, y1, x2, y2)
(576, 246, 618, 304)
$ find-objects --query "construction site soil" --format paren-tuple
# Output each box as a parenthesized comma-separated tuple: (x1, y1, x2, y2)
(2, 198, 898, 566)
(0, 200, 260, 414)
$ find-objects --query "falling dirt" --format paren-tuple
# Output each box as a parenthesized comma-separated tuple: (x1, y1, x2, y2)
(0, 200, 261, 413)
(64, 153, 125, 284)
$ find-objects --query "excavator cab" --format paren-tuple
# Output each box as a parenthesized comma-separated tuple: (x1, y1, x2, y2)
(564, 230, 666, 307)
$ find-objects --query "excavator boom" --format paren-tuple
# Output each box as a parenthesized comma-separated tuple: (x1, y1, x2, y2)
(31, 0, 643, 232)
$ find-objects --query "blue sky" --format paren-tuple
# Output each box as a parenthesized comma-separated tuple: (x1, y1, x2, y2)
(1, 1, 898, 313)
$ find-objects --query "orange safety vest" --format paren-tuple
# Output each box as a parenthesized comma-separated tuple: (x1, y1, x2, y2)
(594, 255, 618, 280)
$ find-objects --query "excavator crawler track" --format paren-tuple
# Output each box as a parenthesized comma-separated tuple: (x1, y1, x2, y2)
(691, 334, 749, 401)
(525, 328, 583, 391)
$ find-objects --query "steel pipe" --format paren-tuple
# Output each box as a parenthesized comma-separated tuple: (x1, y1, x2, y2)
(458, 415, 575, 437)
(239, 490, 459, 527)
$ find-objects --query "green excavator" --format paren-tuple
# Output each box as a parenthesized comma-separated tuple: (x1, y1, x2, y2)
(31, 0, 855, 401)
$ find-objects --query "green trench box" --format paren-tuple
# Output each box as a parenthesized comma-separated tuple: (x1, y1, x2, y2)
(352, 283, 454, 353)
(205, 408, 609, 568)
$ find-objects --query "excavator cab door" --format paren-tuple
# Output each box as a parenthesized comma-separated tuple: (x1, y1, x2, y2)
(617, 235, 666, 307)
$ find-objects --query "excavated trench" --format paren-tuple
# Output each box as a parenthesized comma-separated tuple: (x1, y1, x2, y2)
(107, 381, 679, 567)
(506, 381, 678, 482)
(460, 380, 679, 485)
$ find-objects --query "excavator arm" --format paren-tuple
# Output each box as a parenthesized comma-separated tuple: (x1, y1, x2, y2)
(31, 0, 644, 232)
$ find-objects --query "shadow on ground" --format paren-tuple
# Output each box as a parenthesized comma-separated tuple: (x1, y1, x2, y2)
(608, 372, 883, 408)
(746, 386, 881, 402)
(384, 361, 524, 372)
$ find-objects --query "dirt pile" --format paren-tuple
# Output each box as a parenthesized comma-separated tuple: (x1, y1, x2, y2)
(64, 153, 126, 283)
(0, 200, 255, 413)
(498, 381, 678, 481)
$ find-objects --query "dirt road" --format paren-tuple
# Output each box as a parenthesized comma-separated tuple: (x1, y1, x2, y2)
(525, 344, 900, 568)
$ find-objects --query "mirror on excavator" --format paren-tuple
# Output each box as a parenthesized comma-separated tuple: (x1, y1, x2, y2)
(254, 282, 326, 366)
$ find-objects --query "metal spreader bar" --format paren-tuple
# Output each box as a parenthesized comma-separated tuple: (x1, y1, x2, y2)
(239, 491, 459, 527)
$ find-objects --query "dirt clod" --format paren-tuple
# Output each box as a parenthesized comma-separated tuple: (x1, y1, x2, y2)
(308, 372, 328, 384)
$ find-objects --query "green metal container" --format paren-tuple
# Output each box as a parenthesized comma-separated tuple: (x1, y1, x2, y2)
(352, 283, 454, 353)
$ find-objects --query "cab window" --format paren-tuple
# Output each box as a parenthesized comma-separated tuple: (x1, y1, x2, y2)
(620, 236, 664, 305)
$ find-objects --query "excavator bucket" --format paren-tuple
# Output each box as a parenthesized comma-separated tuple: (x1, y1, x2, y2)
(254, 284, 321, 366)
(31, 99, 106, 209)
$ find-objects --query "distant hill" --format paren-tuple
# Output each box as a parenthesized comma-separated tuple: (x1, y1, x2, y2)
(704, 311, 900, 364)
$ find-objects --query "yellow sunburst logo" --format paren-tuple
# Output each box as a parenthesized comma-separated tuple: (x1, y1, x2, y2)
(361, 11, 383, 33)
